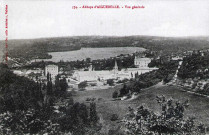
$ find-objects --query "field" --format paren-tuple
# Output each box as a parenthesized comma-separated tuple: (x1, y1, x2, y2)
(73, 83, 209, 133)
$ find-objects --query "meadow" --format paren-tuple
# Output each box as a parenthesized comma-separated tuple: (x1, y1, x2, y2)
(73, 83, 209, 134)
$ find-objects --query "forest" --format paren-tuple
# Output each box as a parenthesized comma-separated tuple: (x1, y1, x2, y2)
(4, 36, 209, 65)
(178, 53, 209, 79)
(0, 64, 100, 135)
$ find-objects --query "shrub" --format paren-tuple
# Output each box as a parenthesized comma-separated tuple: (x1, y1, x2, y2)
(119, 84, 129, 97)
(112, 91, 118, 98)
(86, 98, 91, 101)
(107, 79, 114, 86)
(0, 109, 61, 135)
(123, 95, 206, 135)
(90, 83, 97, 86)
(110, 114, 119, 121)
(78, 81, 88, 89)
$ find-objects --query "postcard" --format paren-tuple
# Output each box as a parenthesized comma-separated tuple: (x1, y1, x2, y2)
(0, 0, 209, 134)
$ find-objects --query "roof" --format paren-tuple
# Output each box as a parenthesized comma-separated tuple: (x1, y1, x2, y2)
(75, 71, 97, 77)
(127, 67, 158, 71)
(74, 70, 114, 78)
(135, 58, 151, 61)
(46, 65, 58, 67)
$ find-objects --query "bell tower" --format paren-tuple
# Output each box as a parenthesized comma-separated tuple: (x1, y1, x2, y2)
(113, 59, 118, 74)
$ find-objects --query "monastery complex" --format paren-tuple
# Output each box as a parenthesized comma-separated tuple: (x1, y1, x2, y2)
(72, 55, 158, 83)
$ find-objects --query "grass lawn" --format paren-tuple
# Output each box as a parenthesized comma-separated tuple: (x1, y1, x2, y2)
(73, 83, 209, 133)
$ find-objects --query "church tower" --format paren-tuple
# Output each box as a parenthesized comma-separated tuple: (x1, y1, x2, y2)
(113, 59, 118, 74)
(89, 63, 93, 71)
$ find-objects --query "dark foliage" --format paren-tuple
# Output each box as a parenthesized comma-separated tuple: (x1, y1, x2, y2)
(89, 102, 99, 125)
(117, 60, 179, 97)
(124, 96, 206, 135)
(0, 64, 100, 134)
(107, 79, 114, 86)
(112, 91, 119, 98)
(78, 81, 88, 89)
(7, 36, 209, 66)
(110, 114, 119, 121)
(178, 54, 209, 79)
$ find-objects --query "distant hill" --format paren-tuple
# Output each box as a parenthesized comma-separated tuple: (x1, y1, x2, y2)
(0, 45, 4, 63)
(1, 36, 209, 64)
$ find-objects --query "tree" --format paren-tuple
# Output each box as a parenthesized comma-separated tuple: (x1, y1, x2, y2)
(86, 58, 91, 63)
(79, 103, 89, 124)
(119, 84, 129, 97)
(54, 76, 61, 95)
(112, 91, 118, 98)
(60, 78, 68, 92)
(47, 72, 50, 81)
(107, 79, 114, 86)
(0, 109, 62, 135)
(46, 81, 53, 95)
(163, 74, 174, 84)
(89, 102, 98, 125)
(110, 114, 119, 121)
(135, 72, 139, 78)
(78, 81, 87, 90)
(55, 76, 68, 97)
(124, 95, 206, 135)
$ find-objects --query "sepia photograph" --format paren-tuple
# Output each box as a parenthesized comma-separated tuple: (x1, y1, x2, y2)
(0, 0, 209, 134)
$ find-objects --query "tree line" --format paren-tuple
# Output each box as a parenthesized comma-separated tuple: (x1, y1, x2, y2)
(113, 60, 179, 98)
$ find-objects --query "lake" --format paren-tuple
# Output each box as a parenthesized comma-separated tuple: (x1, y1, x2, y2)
(33, 47, 145, 62)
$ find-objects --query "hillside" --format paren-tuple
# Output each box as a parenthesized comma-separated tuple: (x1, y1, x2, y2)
(1, 36, 209, 64)
(73, 84, 209, 134)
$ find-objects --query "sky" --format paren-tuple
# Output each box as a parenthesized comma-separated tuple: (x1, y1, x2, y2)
(0, 0, 209, 40)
